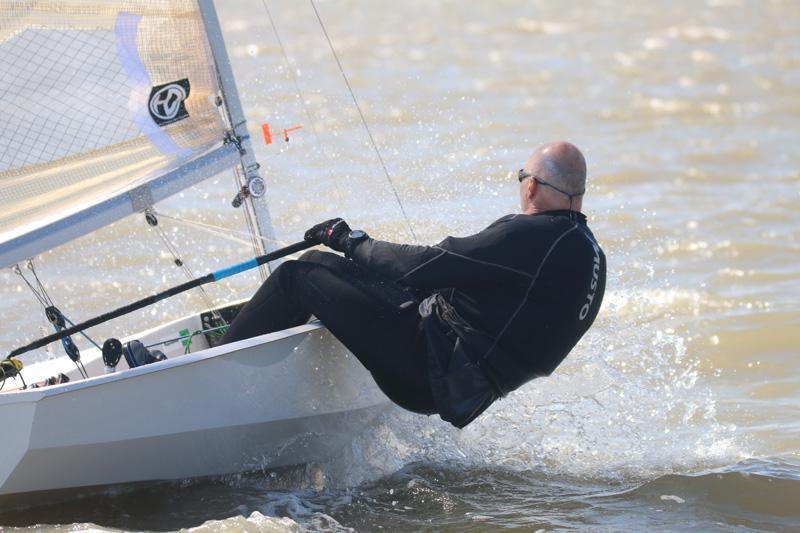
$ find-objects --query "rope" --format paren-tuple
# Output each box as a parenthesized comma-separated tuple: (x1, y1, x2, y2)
(146, 212, 224, 323)
(154, 214, 308, 262)
(151, 210, 289, 248)
(232, 164, 269, 280)
(8, 240, 316, 359)
(13, 261, 92, 378)
(144, 324, 228, 351)
(308, 0, 418, 243)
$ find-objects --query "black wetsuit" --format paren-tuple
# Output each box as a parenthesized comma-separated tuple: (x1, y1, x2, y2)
(222, 210, 606, 428)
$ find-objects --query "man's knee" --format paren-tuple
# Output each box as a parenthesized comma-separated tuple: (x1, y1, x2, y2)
(271, 251, 344, 291)
(271, 250, 338, 284)
(270, 257, 308, 288)
(272, 250, 327, 277)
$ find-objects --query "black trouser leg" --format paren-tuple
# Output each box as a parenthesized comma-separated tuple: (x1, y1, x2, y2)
(222, 250, 436, 415)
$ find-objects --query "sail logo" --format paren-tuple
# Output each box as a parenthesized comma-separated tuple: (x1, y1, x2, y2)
(148, 79, 191, 126)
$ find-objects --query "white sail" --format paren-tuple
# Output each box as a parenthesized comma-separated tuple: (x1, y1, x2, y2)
(0, 1, 241, 268)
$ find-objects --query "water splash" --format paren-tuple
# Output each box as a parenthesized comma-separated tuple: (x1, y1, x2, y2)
(313, 264, 741, 489)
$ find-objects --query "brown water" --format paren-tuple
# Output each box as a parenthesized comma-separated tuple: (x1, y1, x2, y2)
(1, 0, 799, 531)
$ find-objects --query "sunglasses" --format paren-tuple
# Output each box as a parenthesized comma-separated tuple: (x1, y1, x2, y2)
(517, 169, 584, 199)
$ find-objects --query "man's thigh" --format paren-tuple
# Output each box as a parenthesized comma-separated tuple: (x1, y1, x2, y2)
(291, 256, 434, 412)
(297, 250, 416, 308)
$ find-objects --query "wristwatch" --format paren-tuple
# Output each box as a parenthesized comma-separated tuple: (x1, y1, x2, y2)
(346, 229, 368, 257)
(348, 229, 367, 241)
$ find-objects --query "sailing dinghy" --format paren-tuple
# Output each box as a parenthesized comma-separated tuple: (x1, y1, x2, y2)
(0, 0, 390, 505)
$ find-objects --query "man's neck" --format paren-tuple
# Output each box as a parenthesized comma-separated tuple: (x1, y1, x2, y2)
(522, 203, 582, 215)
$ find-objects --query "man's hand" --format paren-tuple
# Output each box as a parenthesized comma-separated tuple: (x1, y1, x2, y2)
(304, 218, 352, 253)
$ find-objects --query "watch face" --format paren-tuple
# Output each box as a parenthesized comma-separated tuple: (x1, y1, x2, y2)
(349, 230, 366, 240)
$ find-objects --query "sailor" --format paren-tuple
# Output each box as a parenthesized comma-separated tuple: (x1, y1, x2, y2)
(222, 141, 606, 428)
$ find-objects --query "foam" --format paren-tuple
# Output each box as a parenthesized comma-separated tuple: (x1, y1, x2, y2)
(313, 277, 742, 487)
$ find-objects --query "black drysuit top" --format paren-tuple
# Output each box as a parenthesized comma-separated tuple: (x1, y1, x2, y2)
(349, 209, 607, 428)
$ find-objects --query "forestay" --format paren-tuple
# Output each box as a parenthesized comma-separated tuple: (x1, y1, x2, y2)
(0, 1, 240, 268)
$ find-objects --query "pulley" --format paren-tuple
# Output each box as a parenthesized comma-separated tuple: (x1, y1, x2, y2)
(45, 305, 66, 329)
(231, 176, 266, 208)
(145, 211, 159, 227)
(102, 338, 123, 373)
(46, 306, 81, 364)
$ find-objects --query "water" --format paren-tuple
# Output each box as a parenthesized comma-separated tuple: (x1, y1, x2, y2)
(1, 0, 799, 530)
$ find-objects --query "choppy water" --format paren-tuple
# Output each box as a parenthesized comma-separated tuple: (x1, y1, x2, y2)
(1, 0, 799, 531)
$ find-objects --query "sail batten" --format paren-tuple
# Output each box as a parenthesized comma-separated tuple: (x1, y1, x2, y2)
(0, 1, 233, 264)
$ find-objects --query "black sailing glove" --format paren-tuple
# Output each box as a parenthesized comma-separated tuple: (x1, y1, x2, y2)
(304, 218, 351, 253)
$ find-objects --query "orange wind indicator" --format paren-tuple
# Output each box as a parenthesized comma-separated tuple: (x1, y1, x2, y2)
(282, 124, 303, 142)
(261, 123, 303, 144)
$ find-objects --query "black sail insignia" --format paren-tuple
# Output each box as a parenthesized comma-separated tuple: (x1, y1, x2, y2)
(148, 78, 191, 126)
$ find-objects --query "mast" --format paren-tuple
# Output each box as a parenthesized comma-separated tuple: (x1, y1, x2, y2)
(197, 0, 276, 279)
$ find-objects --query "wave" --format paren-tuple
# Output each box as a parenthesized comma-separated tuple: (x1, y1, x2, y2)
(591, 458, 800, 531)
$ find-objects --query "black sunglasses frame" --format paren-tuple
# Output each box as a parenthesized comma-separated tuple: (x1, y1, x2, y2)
(517, 169, 584, 199)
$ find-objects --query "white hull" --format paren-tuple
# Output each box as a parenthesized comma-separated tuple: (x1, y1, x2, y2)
(0, 310, 390, 504)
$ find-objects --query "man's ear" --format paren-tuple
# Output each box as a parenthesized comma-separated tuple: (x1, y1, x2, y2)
(526, 177, 537, 200)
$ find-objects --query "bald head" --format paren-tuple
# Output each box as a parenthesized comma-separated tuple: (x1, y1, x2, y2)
(519, 141, 587, 213)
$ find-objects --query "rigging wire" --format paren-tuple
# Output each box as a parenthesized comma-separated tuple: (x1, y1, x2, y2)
(261, 0, 334, 175)
(232, 164, 271, 281)
(27, 262, 54, 308)
(211, 54, 270, 281)
(151, 210, 291, 249)
(13, 261, 90, 378)
(145, 212, 224, 323)
(308, 0, 418, 243)
(14, 265, 48, 308)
